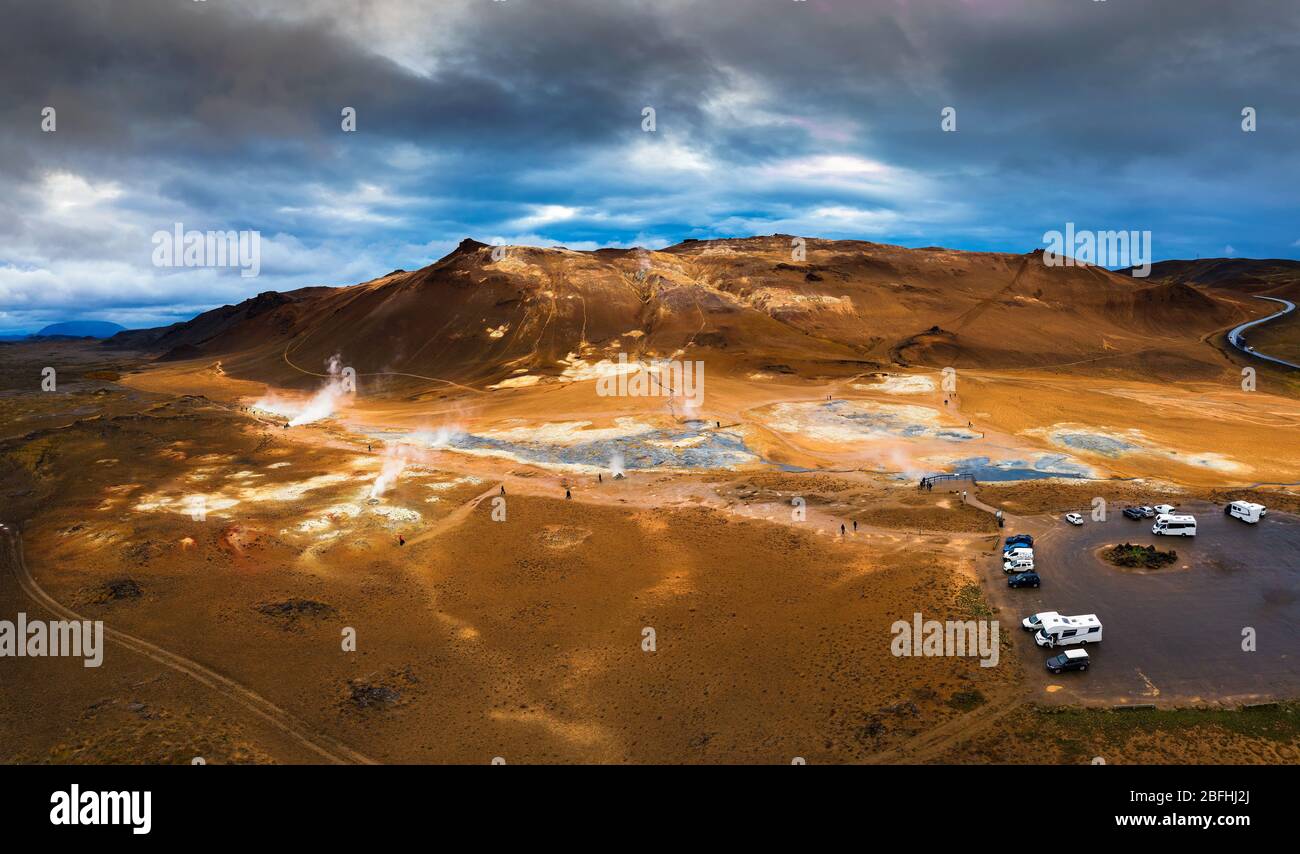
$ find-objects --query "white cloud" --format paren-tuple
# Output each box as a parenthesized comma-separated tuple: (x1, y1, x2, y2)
(41, 171, 124, 214)
(757, 154, 921, 199)
(626, 137, 715, 174)
(277, 182, 414, 225)
(506, 204, 582, 230)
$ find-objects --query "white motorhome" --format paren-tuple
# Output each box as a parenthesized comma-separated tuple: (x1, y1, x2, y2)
(1226, 501, 1266, 524)
(1152, 513, 1196, 536)
(1033, 614, 1103, 648)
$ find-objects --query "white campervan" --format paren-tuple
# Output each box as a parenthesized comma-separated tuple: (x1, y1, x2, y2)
(1226, 501, 1266, 524)
(1021, 611, 1060, 632)
(1152, 513, 1196, 536)
(1033, 614, 1103, 648)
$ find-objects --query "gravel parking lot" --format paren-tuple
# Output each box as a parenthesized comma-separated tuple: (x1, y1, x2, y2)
(983, 501, 1300, 706)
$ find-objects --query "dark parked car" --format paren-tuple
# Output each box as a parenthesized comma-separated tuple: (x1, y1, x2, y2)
(1122, 506, 1146, 520)
(1005, 534, 1034, 548)
(1046, 649, 1090, 673)
(1007, 571, 1040, 588)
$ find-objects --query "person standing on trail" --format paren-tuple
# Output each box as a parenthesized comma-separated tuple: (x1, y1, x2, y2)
(840, 523, 846, 536)
(500, 485, 506, 496)
(565, 488, 571, 500)
(853, 520, 858, 532)
(598, 473, 602, 483)
(398, 535, 405, 547)
(962, 490, 967, 503)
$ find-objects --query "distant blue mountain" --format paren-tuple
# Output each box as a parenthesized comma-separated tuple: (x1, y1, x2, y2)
(33, 320, 127, 339)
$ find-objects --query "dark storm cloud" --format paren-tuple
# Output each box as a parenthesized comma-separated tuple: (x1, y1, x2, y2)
(0, 0, 1296, 332)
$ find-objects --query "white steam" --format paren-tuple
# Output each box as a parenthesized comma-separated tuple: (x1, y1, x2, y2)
(253, 354, 352, 426)
(369, 445, 410, 500)
(412, 424, 464, 448)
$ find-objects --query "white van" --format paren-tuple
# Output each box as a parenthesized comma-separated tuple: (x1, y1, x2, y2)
(1152, 513, 1196, 536)
(1033, 614, 1103, 648)
(1226, 501, 1266, 524)
(1004, 547, 1034, 561)
(1021, 611, 1060, 632)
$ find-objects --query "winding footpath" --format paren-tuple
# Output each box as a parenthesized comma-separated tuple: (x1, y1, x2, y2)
(0, 525, 377, 765)
(1227, 296, 1299, 369)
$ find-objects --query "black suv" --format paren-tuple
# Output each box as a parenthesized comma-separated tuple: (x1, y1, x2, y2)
(1046, 651, 1089, 673)
(1122, 506, 1145, 520)
(1007, 571, 1040, 588)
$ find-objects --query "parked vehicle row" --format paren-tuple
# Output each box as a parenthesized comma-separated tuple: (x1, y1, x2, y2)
(1122, 500, 1268, 531)
(1002, 534, 1040, 588)
(1121, 503, 1178, 518)
(1118, 501, 1199, 535)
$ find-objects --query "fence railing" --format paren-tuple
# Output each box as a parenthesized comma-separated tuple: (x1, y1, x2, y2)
(918, 472, 976, 489)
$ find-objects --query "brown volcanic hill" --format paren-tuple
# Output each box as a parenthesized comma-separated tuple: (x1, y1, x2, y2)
(1124, 258, 1300, 292)
(1122, 259, 1300, 368)
(121, 237, 1250, 391)
(103, 286, 335, 355)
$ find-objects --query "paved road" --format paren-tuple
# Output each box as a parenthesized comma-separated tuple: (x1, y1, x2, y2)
(1227, 296, 1300, 370)
(984, 503, 1300, 706)
(0, 524, 377, 765)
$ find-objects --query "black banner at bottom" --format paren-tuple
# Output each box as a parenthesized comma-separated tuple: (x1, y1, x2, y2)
(1, 763, 1284, 841)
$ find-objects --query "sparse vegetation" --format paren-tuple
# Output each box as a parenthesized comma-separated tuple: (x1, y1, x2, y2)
(950, 703, 1300, 765)
(955, 581, 995, 619)
(946, 689, 986, 712)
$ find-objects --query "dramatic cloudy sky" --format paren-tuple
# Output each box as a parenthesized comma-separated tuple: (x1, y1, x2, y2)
(1, 0, 1297, 333)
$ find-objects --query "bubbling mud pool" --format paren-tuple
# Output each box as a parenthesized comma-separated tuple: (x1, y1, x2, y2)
(942, 454, 1091, 482)
(366, 419, 761, 473)
(762, 400, 980, 443)
(756, 400, 1098, 481)
(1032, 425, 1246, 473)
